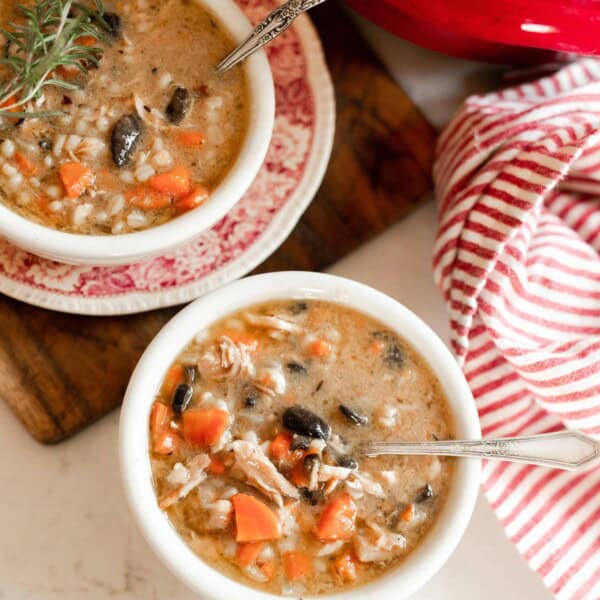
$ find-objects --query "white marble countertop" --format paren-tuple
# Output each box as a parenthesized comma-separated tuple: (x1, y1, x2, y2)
(0, 16, 552, 600)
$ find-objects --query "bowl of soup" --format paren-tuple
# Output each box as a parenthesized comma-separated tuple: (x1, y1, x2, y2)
(0, 0, 274, 265)
(119, 272, 481, 599)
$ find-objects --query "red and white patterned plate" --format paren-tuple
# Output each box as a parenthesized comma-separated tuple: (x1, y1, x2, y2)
(0, 1, 335, 316)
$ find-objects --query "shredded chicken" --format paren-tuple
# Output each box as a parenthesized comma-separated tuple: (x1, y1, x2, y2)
(308, 458, 320, 492)
(323, 479, 339, 495)
(253, 363, 286, 397)
(134, 94, 167, 129)
(377, 470, 399, 486)
(166, 463, 190, 486)
(232, 440, 299, 506)
(317, 540, 346, 557)
(245, 313, 303, 335)
(349, 472, 386, 498)
(205, 499, 233, 530)
(199, 336, 256, 381)
(159, 454, 211, 509)
(245, 565, 269, 583)
(318, 464, 353, 483)
(354, 523, 406, 563)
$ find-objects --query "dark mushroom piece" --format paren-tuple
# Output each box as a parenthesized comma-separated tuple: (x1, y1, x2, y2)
(323, 444, 358, 470)
(372, 331, 405, 368)
(103, 12, 122, 37)
(283, 406, 331, 440)
(244, 388, 259, 408)
(110, 114, 143, 167)
(172, 383, 193, 415)
(336, 455, 359, 470)
(415, 484, 434, 503)
(290, 435, 311, 452)
(286, 362, 307, 375)
(166, 87, 191, 124)
(385, 342, 404, 368)
(300, 486, 320, 506)
(289, 301, 308, 315)
(339, 404, 369, 426)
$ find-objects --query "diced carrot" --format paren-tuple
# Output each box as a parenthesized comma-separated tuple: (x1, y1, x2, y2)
(150, 401, 170, 434)
(153, 429, 180, 455)
(14, 152, 36, 176)
(175, 185, 209, 213)
(289, 459, 310, 488)
(222, 330, 258, 348)
(316, 493, 357, 541)
(0, 95, 19, 113)
(309, 339, 332, 358)
(235, 541, 264, 567)
(400, 503, 415, 522)
(368, 339, 385, 355)
(54, 65, 80, 80)
(282, 551, 313, 582)
(36, 196, 51, 212)
(232, 493, 281, 542)
(208, 456, 226, 475)
(182, 407, 230, 448)
(76, 36, 98, 47)
(269, 432, 293, 462)
(126, 184, 172, 210)
(59, 162, 95, 198)
(176, 130, 206, 147)
(259, 559, 276, 581)
(163, 364, 185, 398)
(148, 166, 191, 198)
(333, 551, 357, 583)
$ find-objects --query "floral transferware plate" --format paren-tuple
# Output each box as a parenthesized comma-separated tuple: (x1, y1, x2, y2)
(0, 0, 335, 315)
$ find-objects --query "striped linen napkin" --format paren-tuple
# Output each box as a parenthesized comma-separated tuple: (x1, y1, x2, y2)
(433, 59, 600, 599)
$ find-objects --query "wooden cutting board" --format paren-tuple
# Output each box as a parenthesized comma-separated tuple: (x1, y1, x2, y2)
(0, 3, 436, 444)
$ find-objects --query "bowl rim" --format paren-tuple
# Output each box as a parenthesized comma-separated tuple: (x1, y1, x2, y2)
(119, 271, 482, 600)
(0, 0, 275, 266)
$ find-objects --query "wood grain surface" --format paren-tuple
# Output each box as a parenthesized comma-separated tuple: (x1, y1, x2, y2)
(0, 3, 436, 444)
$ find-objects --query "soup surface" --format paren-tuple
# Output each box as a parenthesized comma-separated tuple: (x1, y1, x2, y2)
(149, 300, 454, 596)
(0, 0, 248, 234)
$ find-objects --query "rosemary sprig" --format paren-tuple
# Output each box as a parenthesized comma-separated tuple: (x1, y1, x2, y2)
(0, 0, 110, 124)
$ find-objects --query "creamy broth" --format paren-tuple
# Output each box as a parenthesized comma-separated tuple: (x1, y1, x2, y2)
(149, 300, 454, 596)
(0, 0, 248, 233)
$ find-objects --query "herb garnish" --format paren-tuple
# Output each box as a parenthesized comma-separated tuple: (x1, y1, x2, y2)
(0, 0, 110, 124)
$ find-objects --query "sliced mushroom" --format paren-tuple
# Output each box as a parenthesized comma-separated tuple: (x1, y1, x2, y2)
(339, 404, 369, 426)
(172, 383, 193, 414)
(110, 114, 143, 167)
(283, 406, 331, 440)
(415, 483, 434, 503)
(166, 87, 191, 124)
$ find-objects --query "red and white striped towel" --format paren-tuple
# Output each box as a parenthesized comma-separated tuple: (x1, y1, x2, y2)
(434, 59, 600, 599)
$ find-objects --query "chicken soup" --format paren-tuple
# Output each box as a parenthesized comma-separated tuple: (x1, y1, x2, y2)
(149, 300, 454, 596)
(0, 0, 248, 234)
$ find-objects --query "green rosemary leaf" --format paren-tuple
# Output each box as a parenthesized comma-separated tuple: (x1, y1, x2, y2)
(0, 0, 108, 124)
(42, 78, 80, 91)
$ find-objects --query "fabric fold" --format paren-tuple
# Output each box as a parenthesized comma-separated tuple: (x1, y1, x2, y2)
(434, 59, 600, 599)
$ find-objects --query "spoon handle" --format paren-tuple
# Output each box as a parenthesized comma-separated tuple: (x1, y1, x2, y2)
(215, 0, 328, 74)
(362, 431, 600, 471)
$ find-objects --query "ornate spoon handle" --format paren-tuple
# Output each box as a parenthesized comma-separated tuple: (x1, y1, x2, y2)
(362, 431, 600, 471)
(215, 0, 328, 74)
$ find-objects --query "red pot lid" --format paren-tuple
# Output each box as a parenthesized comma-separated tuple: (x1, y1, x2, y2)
(347, 0, 600, 64)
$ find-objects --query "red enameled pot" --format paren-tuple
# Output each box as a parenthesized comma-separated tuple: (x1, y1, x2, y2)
(346, 0, 600, 64)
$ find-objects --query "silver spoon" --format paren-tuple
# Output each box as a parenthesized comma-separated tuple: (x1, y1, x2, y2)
(361, 430, 600, 471)
(215, 0, 328, 75)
